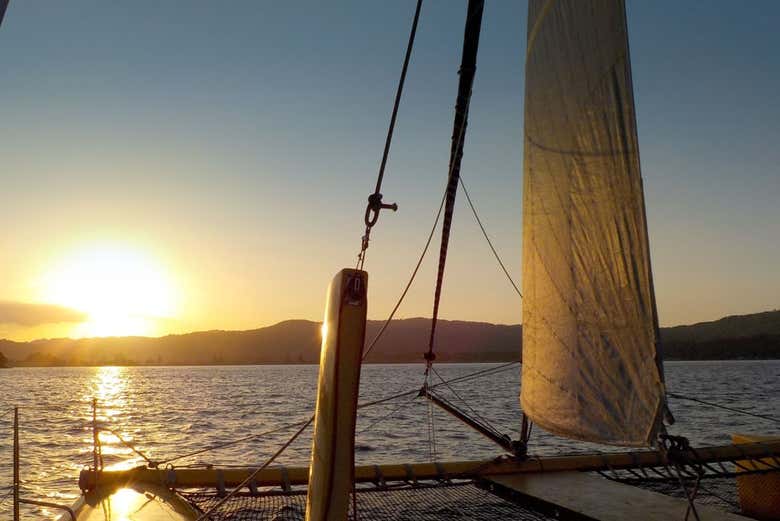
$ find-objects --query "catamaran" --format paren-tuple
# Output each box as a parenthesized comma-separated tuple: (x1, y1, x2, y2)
(2, 0, 778, 519)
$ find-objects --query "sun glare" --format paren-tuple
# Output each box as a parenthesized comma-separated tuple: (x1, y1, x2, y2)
(40, 244, 178, 337)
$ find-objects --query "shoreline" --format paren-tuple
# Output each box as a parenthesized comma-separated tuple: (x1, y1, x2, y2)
(3, 358, 779, 369)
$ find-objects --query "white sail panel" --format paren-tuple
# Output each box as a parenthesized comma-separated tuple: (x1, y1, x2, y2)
(520, 0, 667, 446)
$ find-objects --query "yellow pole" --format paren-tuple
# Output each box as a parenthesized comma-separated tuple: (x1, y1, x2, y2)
(305, 269, 368, 521)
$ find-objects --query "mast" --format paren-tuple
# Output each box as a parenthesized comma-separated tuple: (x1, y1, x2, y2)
(424, 0, 484, 368)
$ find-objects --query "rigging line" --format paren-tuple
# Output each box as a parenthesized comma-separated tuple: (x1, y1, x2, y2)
(194, 416, 314, 521)
(364, 1, 478, 358)
(426, 399, 437, 462)
(363, 1, 484, 363)
(424, 387, 499, 439)
(359, 0, 424, 268)
(362, 188, 447, 361)
(356, 391, 417, 410)
(430, 366, 503, 437)
(423, 388, 517, 454)
(435, 360, 519, 385)
(430, 366, 495, 430)
(0, 487, 13, 510)
(459, 176, 522, 298)
(158, 415, 315, 466)
(159, 362, 520, 466)
(358, 394, 416, 435)
(430, 398, 438, 460)
(372, 0, 422, 197)
(356, 361, 520, 410)
(667, 392, 780, 424)
(426, 399, 432, 460)
(99, 427, 153, 465)
(425, 0, 484, 374)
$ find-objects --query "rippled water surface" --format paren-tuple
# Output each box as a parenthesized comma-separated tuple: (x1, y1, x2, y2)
(0, 361, 778, 519)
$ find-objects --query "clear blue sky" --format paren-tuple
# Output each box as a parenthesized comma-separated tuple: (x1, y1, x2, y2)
(0, 1, 778, 340)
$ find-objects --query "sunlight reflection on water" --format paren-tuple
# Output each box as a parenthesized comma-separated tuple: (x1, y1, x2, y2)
(0, 361, 777, 519)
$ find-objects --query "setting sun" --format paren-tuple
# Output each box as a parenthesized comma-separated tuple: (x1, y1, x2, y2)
(39, 244, 179, 337)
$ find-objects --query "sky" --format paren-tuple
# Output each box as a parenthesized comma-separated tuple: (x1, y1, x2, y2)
(0, 1, 778, 341)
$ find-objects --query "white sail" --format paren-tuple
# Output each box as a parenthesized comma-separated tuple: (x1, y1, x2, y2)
(520, 0, 667, 446)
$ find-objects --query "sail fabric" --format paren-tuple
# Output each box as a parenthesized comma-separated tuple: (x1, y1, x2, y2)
(520, 0, 667, 446)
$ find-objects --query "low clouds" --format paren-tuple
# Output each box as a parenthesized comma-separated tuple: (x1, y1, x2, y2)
(0, 301, 87, 326)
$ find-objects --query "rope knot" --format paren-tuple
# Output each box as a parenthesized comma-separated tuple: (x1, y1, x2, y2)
(661, 434, 692, 454)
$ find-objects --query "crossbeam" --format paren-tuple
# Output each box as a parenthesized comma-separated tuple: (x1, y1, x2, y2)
(78, 440, 780, 491)
(420, 386, 522, 456)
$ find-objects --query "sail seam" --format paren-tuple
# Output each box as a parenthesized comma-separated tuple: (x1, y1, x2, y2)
(526, 0, 556, 59)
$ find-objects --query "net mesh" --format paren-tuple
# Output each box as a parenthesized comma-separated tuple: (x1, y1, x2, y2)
(596, 451, 780, 516)
(179, 460, 780, 520)
(181, 481, 553, 521)
(605, 474, 741, 513)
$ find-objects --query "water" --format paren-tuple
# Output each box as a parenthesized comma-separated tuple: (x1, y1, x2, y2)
(0, 361, 777, 519)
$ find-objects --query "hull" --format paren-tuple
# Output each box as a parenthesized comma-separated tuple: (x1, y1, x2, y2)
(59, 485, 199, 520)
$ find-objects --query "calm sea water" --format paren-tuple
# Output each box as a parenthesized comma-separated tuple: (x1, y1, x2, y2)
(0, 361, 778, 519)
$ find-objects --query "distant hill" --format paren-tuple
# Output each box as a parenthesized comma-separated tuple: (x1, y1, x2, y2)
(661, 310, 780, 343)
(660, 310, 780, 360)
(0, 310, 778, 366)
(0, 318, 521, 366)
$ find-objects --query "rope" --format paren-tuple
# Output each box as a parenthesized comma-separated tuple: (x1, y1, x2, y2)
(156, 416, 314, 466)
(426, 399, 437, 462)
(358, 0, 424, 269)
(459, 176, 522, 298)
(430, 366, 503, 439)
(0, 487, 13, 509)
(659, 434, 702, 521)
(358, 394, 417, 435)
(356, 361, 520, 410)
(433, 360, 519, 386)
(99, 426, 154, 466)
(667, 392, 780, 424)
(194, 417, 314, 521)
(362, 188, 447, 361)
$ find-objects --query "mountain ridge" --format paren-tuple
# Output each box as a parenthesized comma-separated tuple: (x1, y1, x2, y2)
(1, 310, 778, 366)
